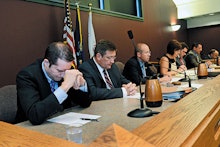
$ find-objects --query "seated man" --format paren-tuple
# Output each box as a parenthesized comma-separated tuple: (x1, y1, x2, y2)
(185, 42, 212, 69)
(202, 48, 219, 60)
(79, 39, 137, 101)
(16, 42, 92, 125)
(176, 42, 189, 69)
(123, 43, 171, 85)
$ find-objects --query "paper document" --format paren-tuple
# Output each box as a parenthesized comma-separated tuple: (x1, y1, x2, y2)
(171, 77, 183, 83)
(47, 112, 101, 126)
(179, 83, 203, 89)
(185, 69, 197, 76)
(124, 92, 141, 99)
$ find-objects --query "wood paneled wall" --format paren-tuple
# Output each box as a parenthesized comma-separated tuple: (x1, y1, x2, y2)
(0, 0, 187, 87)
(187, 24, 220, 55)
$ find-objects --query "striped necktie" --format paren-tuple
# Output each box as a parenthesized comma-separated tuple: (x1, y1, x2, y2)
(50, 80, 56, 92)
(103, 70, 113, 89)
(180, 58, 184, 65)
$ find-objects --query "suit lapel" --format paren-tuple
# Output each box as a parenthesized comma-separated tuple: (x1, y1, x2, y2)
(89, 59, 106, 84)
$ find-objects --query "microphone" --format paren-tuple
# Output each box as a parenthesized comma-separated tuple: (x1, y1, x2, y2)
(156, 57, 188, 82)
(156, 64, 198, 93)
(155, 62, 193, 89)
(127, 30, 159, 118)
(127, 76, 159, 118)
(127, 30, 138, 52)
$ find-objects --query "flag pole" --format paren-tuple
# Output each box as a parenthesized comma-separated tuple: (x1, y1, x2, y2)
(88, 3, 92, 11)
(88, 2, 96, 58)
(76, 3, 83, 52)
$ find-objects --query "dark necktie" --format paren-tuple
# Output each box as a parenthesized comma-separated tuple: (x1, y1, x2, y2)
(103, 70, 113, 88)
(50, 80, 56, 92)
(141, 64, 146, 77)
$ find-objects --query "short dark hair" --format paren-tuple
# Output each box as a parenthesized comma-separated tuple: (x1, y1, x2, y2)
(191, 42, 202, 50)
(181, 42, 189, 50)
(167, 40, 181, 55)
(44, 42, 74, 66)
(94, 39, 117, 56)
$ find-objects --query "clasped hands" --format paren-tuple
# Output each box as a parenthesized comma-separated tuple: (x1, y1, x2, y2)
(177, 65, 187, 72)
(61, 69, 85, 92)
(122, 82, 137, 96)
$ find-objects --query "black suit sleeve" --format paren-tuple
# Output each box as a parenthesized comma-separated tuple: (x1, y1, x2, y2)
(123, 59, 141, 85)
(16, 68, 92, 125)
(79, 60, 130, 101)
(16, 70, 63, 125)
(185, 54, 199, 68)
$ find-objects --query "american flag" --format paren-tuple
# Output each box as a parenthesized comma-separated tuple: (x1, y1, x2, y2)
(63, 0, 77, 68)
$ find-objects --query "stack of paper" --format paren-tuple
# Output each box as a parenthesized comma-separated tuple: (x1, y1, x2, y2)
(47, 112, 101, 126)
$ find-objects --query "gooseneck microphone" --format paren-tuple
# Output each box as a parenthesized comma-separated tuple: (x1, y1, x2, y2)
(127, 30, 159, 118)
(156, 57, 188, 82)
(127, 30, 139, 53)
(139, 78, 144, 109)
(127, 76, 159, 117)
(156, 59, 193, 88)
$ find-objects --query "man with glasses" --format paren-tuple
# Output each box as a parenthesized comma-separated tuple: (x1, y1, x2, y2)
(123, 43, 170, 85)
(79, 39, 137, 101)
(176, 42, 189, 69)
(16, 42, 92, 125)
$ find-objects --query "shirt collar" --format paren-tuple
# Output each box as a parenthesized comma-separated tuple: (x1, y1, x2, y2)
(138, 58, 145, 66)
(93, 57, 105, 73)
(42, 60, 53, 83)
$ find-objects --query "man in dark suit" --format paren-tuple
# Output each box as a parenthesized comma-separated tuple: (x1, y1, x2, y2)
(123, 43, 170, 85)
(185, 42, 212, 69)
(176, 42, 189, 68)
(78, 40, 137, 101)
(202, 48, 219, 60)
(16, 42, 92, 125)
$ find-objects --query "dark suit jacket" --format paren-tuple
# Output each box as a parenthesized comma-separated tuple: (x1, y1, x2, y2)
(185, 50, 202, 69)
(201, 54, 211, 60)
(78, 58, 130, 101)
(123, 56, 155, 85)
(16, 59, 92, 125)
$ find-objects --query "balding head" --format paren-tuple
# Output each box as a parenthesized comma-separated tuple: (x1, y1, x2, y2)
(136, 43, 151, 62)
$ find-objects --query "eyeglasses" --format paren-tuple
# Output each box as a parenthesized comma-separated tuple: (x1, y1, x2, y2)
(104, 56, 117, 61)
(141, 51, 151, 54)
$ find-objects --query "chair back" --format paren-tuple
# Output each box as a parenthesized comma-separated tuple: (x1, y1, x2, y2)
(0, 85, 17, 123)
(115, 61, 125, 74)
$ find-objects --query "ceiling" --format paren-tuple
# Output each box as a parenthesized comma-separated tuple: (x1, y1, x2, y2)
(172, 0, 220, 28)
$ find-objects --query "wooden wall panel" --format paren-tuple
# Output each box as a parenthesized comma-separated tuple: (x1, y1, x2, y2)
(0, 0, 185, 87)
(187, 24, 220, 56)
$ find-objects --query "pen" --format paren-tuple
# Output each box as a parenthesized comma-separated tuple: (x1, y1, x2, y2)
(80, 118, 99, 122)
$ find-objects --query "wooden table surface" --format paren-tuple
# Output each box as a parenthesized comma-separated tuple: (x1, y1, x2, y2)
(0, 121, 84, 147)
(16, 77, 211, 146)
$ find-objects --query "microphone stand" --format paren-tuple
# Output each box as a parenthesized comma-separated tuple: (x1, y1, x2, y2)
(127, 30, 159, 117)
(156, 57, 189, 82)
(139, 83, 144, 109)
(127, 79, 158, 118)
(178, 71, 188, 82)
(158, 65, 197, 91)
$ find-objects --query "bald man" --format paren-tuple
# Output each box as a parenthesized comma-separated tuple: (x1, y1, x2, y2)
(123, 43, 170, 85)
